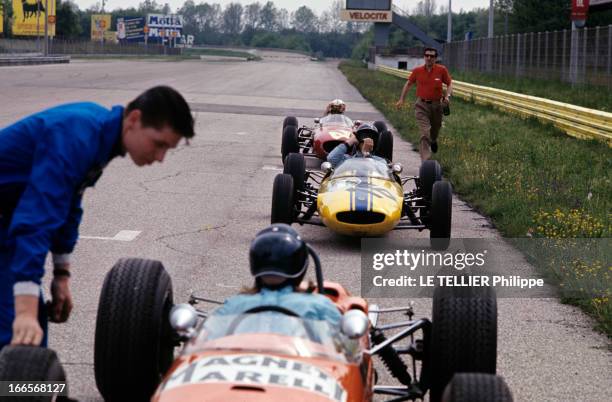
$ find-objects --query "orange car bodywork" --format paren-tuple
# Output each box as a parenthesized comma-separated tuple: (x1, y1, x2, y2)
(151, 282, 374, 402)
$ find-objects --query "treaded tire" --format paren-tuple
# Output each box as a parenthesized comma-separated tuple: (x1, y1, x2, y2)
(281, 125, 300, 163)
(283, 153, 305, 193)
(430, 181, 452, 250)
(419, 159, 442, 201)
(428, 286, 498, 402)
(271, 174, 294, 224)
(376, 130, 394, 161)
(443, 373, 513, 402)
(283, 116, 298, 129)
(94, 258, 174, 402)
(0, 346, 65, 402)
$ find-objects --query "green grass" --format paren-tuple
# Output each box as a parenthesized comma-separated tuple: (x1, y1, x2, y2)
(450, 70, 612, 113)
(339, 60, 612, 336)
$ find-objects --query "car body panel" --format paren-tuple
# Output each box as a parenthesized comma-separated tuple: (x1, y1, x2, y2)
(317, 159, 404, 237)
(151, 282, 374, 402)
(313, 124, 353, 159)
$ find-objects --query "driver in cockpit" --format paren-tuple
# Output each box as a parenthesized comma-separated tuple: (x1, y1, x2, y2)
(324, 99, 346, 115)
(327, 122, 386, 169)
(212, 224, 341, 326)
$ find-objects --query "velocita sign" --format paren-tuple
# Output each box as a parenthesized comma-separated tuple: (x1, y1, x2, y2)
(341, 0, 392, 23)
(571, 0, 590, 27)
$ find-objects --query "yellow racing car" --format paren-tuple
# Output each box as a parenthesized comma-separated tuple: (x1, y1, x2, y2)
(271, 153, 452, 249)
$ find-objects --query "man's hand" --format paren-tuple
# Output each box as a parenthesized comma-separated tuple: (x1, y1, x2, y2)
(346, 134, 359, 147)
(48, 276, 73, 323)
(395, 99, 404, 110)
(361, 138, 374, 155)
(11, 295, 43, 346)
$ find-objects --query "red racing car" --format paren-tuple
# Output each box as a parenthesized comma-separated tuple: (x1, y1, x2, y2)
(281, 115, 394, 164)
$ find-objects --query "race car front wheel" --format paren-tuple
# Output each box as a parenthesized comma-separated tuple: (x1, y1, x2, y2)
(271, 174, 295, 225)
(95, 258, 174, 402)
(376, 130, 394, 161)
(430, 181, 452, 250)
(427, 286, 498, 402)
(419, 159, 442, 201)
(0, 346, 66, 402)
(283, 152, 305, 193)
(281, 125, 300, 163)
(443, 373, 513, 402)
(283, 116, 298, 129)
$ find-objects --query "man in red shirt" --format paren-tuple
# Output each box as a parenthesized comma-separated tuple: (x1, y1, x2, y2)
(396, 47, 453, 160)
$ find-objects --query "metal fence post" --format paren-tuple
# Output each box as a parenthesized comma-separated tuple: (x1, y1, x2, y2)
(583, 27, 588, 83)
(595, 26, 600, 85)
(608, 25, 612, 88)
(553, 30, 558, 80)
(515, 33, 520, 77)
(562, 29, 567, 81)
(544, 31, 549, 71)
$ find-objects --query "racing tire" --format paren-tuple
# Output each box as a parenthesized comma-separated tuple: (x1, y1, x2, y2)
(430, 181, 452, 250)
(0, 346, 66, 402)
(95, 258, 174, 402)
(283, 116, 298, 129)
(427, 286, 498, 402)
(281, 125, 300, 163)
(443, 373, 513, 402)
(419, 159, 442, 201)
(283, 152, 305, 193)
(271, 174, 295, 225)
(376, 130, 394, 161)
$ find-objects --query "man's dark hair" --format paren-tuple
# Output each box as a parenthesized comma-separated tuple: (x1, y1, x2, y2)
(126, 86, 195, 138)
(423, 47, 438, 57)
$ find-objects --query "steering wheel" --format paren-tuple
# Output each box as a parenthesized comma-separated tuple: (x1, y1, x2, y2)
(226, 305, 317, 340)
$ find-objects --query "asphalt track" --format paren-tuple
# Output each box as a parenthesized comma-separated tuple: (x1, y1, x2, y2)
(0, 52, 610, 401)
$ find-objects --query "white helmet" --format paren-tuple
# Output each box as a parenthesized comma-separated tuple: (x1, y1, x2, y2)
(328, 99, 346, 114)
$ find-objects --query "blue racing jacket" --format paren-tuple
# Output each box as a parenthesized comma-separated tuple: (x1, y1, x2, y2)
(327, 143, 386, 168)
(0, 102, 125, 286)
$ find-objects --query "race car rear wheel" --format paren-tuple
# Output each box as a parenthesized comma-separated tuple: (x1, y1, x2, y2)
(0, 346, 66, 401)
(95, 258, 174, 402)
(419, 159, 442, 201)
(281, 125, 300, 163)
(283, 152, 305, 193)
(427, 286, 498, 402)
(283, 116, 298, 129)
(443, 373, 512, 402)
(376, 130, 394, 161)
(430, 181, 452, 250)
(271, 173, 295, 224)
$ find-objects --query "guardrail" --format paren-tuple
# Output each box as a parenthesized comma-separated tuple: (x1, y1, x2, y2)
(376, 65, 612, 146)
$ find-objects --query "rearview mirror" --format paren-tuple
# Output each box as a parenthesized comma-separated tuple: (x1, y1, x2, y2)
(169, 303, 198, 338)
(321, 161, 333, 172)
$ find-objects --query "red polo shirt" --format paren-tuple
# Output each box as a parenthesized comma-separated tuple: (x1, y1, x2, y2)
(408, 64, 452, 101)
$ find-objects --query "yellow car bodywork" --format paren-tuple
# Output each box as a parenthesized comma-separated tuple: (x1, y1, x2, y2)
(317, 158, 404, 237)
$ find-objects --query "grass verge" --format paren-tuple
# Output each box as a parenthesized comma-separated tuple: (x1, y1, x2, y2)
(339, 60, 611, 336)
(450, 70, 612, 113)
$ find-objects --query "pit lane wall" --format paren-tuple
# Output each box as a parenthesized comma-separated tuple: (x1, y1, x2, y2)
(376, 64, 612, 146)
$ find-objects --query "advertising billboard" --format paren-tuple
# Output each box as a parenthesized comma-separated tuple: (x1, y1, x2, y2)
(117, 17, 145, 42)
(146, 14, 183, 42)
(12, 0, 56, 37)
(346, 0, 392, 11)
(0, 3, 4, 35)
(91, 14, 111, 41)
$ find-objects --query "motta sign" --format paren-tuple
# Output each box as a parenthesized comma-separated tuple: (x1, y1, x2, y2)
(340, 9, 392, 23)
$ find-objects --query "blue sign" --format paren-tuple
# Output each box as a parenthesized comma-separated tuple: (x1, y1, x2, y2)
(117, 17, 144, 42)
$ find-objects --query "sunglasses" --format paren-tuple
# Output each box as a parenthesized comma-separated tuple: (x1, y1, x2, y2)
(425, 54, 437, 58)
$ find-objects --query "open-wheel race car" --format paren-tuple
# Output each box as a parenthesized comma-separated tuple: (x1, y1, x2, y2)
(281, 115, 394, 163)
(272, 151, 452, 250)
(89, 253, 511, 402)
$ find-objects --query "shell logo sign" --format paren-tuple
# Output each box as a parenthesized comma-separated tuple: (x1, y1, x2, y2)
(12, 0, 56, 37)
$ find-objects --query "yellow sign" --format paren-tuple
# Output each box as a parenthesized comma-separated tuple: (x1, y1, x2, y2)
(12, 0, 57, 36)
(340, 9, 392, 23)
(91, 14, 111, 41)
(104, 30, 117, 43)
(0, 3, 4, 35)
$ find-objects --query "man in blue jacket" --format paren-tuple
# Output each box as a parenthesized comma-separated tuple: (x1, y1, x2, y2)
(0, 86, 195, 348)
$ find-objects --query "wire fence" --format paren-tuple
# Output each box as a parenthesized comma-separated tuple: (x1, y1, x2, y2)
(443, 25, 612, 88)
(0, 38, 181, 56)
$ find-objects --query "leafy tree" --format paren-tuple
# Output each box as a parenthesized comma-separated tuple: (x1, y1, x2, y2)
(244, 2, 261, 30)
(56, 0, 82, 39)
(291, 6, 317, 33)
(222, 2, 243, 35)
(509, 0, 570, 33)
(259, 1, 278, 31)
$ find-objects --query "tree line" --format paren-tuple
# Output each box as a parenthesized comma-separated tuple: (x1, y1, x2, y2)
(1, 0, 610, 58)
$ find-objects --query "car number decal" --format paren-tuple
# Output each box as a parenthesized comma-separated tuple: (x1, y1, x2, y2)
(162, 354, 347, 402)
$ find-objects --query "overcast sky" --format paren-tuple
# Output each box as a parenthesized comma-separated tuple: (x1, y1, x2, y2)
(72, 0, 493, 15)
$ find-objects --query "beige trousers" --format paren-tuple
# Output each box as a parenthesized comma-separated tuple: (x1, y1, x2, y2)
(415, 99, 443, 160)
